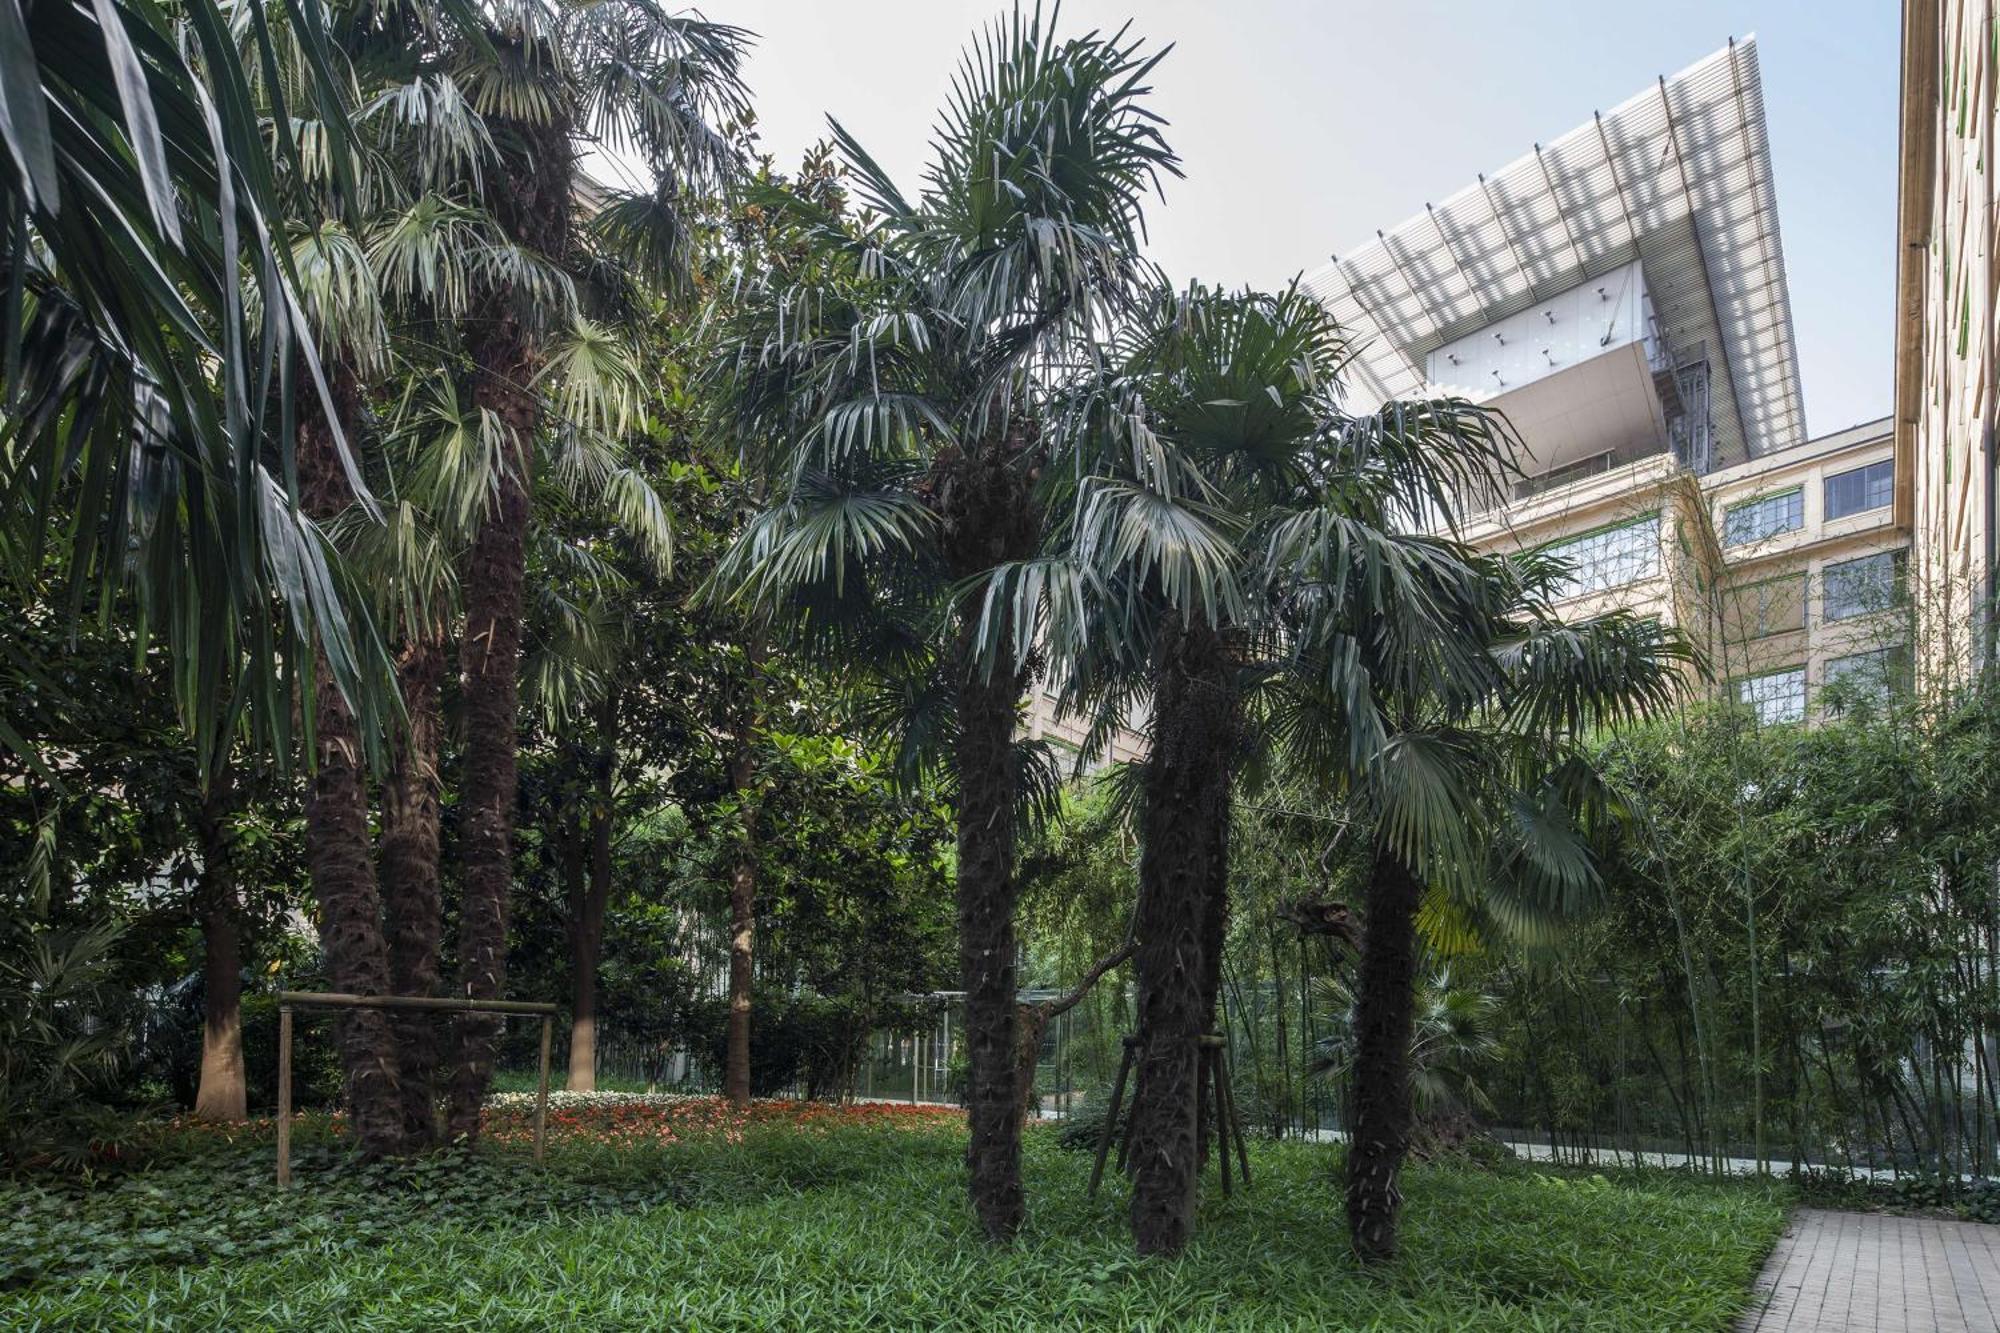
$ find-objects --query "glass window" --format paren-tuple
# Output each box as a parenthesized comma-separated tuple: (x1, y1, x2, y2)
(1736, 667, 1806, 725)
(1723, 488, 1803, 547)
(1823, 460, 1894, 520)
(1544, 515, 1662, 601)
(1724, 574, 1807, 641)
(1822, 550, 1906, 621)
(1821, 647, 1908, 714)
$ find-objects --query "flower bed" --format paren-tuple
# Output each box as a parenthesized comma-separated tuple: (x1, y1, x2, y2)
(481, 1091, 963, 1148)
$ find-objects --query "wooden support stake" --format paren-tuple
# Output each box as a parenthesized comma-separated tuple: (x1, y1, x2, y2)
(534, 1014, 553, 1165)
(276, 1005, 293, 1189)
(1213, 1049, 1232, 1197)
(1090, 1035, 1139, 1198)
(1223, 1046, 1251, 1187)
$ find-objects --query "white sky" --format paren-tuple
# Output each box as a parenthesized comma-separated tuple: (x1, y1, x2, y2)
(708, 1, 1900, 438)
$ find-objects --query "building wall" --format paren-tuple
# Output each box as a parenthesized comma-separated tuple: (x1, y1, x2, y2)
(1899, 0, 1999, 692)
(1461, 421, 1906, 723)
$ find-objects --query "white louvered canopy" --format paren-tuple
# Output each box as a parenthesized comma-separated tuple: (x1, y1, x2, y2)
(1302, 36, 1806, 465)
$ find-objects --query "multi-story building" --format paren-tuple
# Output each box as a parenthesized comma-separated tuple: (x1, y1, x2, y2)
(1303, 38, 1915, 723)
(1897, 0, 1998, 688)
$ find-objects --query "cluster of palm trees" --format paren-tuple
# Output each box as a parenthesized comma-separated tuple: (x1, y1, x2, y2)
(5, 0, 749, 1151)
(708, 13, 1686, 1261)
(6, 0, 1683, 1263)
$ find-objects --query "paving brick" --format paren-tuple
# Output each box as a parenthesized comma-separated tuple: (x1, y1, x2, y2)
(1741, 1208, 2000, 1331)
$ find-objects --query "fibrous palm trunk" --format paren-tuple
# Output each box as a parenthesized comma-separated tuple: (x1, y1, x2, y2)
(723, 762, 757, 1107)
(444, 114, 570, 1144)
(1346, 845, 1425, 1263)
(1127, 618, 1237, 1256)
(380, 630, 445, 1144)
(445, 375, 530, 1142)
(941, 443, 1037, 1243)
(955, 644, 1028, 1240)
(192, 766, 245, 1122)
(297, 368, 406, 1157)
(1196, 787, 1232, 1165)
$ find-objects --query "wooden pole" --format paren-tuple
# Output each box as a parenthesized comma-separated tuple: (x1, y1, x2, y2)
(273, 990, 557, 1016)
(1089, 1035, 1139, 1197)
(534, 1014, 553, 1165)
(1223, 1046, 1252, 1187)
(276, 1005, 293, 1189)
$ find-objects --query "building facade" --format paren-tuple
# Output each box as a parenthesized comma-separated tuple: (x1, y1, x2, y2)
(1897, 0, 1999, 690)
(1304, 38, 1917, 724)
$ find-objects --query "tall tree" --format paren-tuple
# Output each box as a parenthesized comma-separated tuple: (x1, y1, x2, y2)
(712, 11, 1178, 1240)
(190, 763, 246, 1122)
(1000, 283, 1517, 1253)
(1277, 548, 1687, 1261)
(441, 3, 748, 1140)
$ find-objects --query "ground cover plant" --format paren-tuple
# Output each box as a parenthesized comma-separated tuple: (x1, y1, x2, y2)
(2, 1103, 1786, 1330)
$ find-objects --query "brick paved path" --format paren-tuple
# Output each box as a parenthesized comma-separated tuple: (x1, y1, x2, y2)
(1740, 1208, 2000, 1330)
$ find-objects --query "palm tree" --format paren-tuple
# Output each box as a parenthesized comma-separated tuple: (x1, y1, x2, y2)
(710, 12, 1177, 1240)
(989, 282, 1518, 1253)
(1274, 547, 1687, 1262)
(1309, 965, 1501, 1150)
(439, 0, 748, 1141)
(243, 0, 717, 1147)
(2, 0, 387, 778)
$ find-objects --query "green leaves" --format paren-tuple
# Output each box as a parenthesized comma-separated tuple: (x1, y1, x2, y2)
(88, 0, 177, 245)
(0, 1120, 1790, 1329)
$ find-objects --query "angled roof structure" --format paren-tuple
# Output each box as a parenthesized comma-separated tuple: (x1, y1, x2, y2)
(1302, 36, 1806, 467)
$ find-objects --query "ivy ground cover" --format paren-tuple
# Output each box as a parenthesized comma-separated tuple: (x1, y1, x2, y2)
(2, 1094, 1787, 1330)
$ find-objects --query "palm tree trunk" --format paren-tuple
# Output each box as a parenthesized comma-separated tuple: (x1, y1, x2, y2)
(955, 646, 1027, 1241)
(1196, 787, 1232, 1165)
(569, 706, 614, 1092)
(444, 110, 569, 1147)
(445, 370, 531, 1142)
(192, 765, 245, 1122)
(1127, 619, 1236, 1256)
(1346, 844, 1425, 1263)
(941, 441, 1037, 1242)
(381, 630, 445, 1144)
(725, 639, 764, 1109)
(297, 367, 406, 1158)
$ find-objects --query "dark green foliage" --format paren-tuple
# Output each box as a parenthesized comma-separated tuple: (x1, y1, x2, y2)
(1, 1123, 1789, 1329)
(682, 993, 879, 1099)
(1477, 692, 2000, 1182)
(0, 922, 143, 1174)
(1959, 1178, 2000, 1225)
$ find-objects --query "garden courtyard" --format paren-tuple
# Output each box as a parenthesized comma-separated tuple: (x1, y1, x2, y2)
(3, 1096, 1790, 1330)
(6, 0, 1998, 1328)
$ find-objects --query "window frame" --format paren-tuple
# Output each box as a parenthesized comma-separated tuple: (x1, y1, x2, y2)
(1721, 486, 1805, 548)
(1724, 571, 1808, 641)
(1821, 645, 1911, 714)
(1822, 459, 1894, 521)
(1821, 549, 1907, 622)
(1539, 511, 1663, 602)
(1734, 665, 1807, 726)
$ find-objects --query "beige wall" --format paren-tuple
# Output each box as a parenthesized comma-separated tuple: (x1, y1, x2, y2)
(1898, 0, 1998, 695)
(1464, 423, 1907, 721)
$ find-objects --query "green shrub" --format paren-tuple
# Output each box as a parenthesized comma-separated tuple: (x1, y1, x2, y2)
(1, 920, 149, 1175)
(1959, 1178, 2000, 1225)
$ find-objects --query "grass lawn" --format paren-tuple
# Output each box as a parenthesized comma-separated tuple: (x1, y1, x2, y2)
(1, 1095, 1789, 1330)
